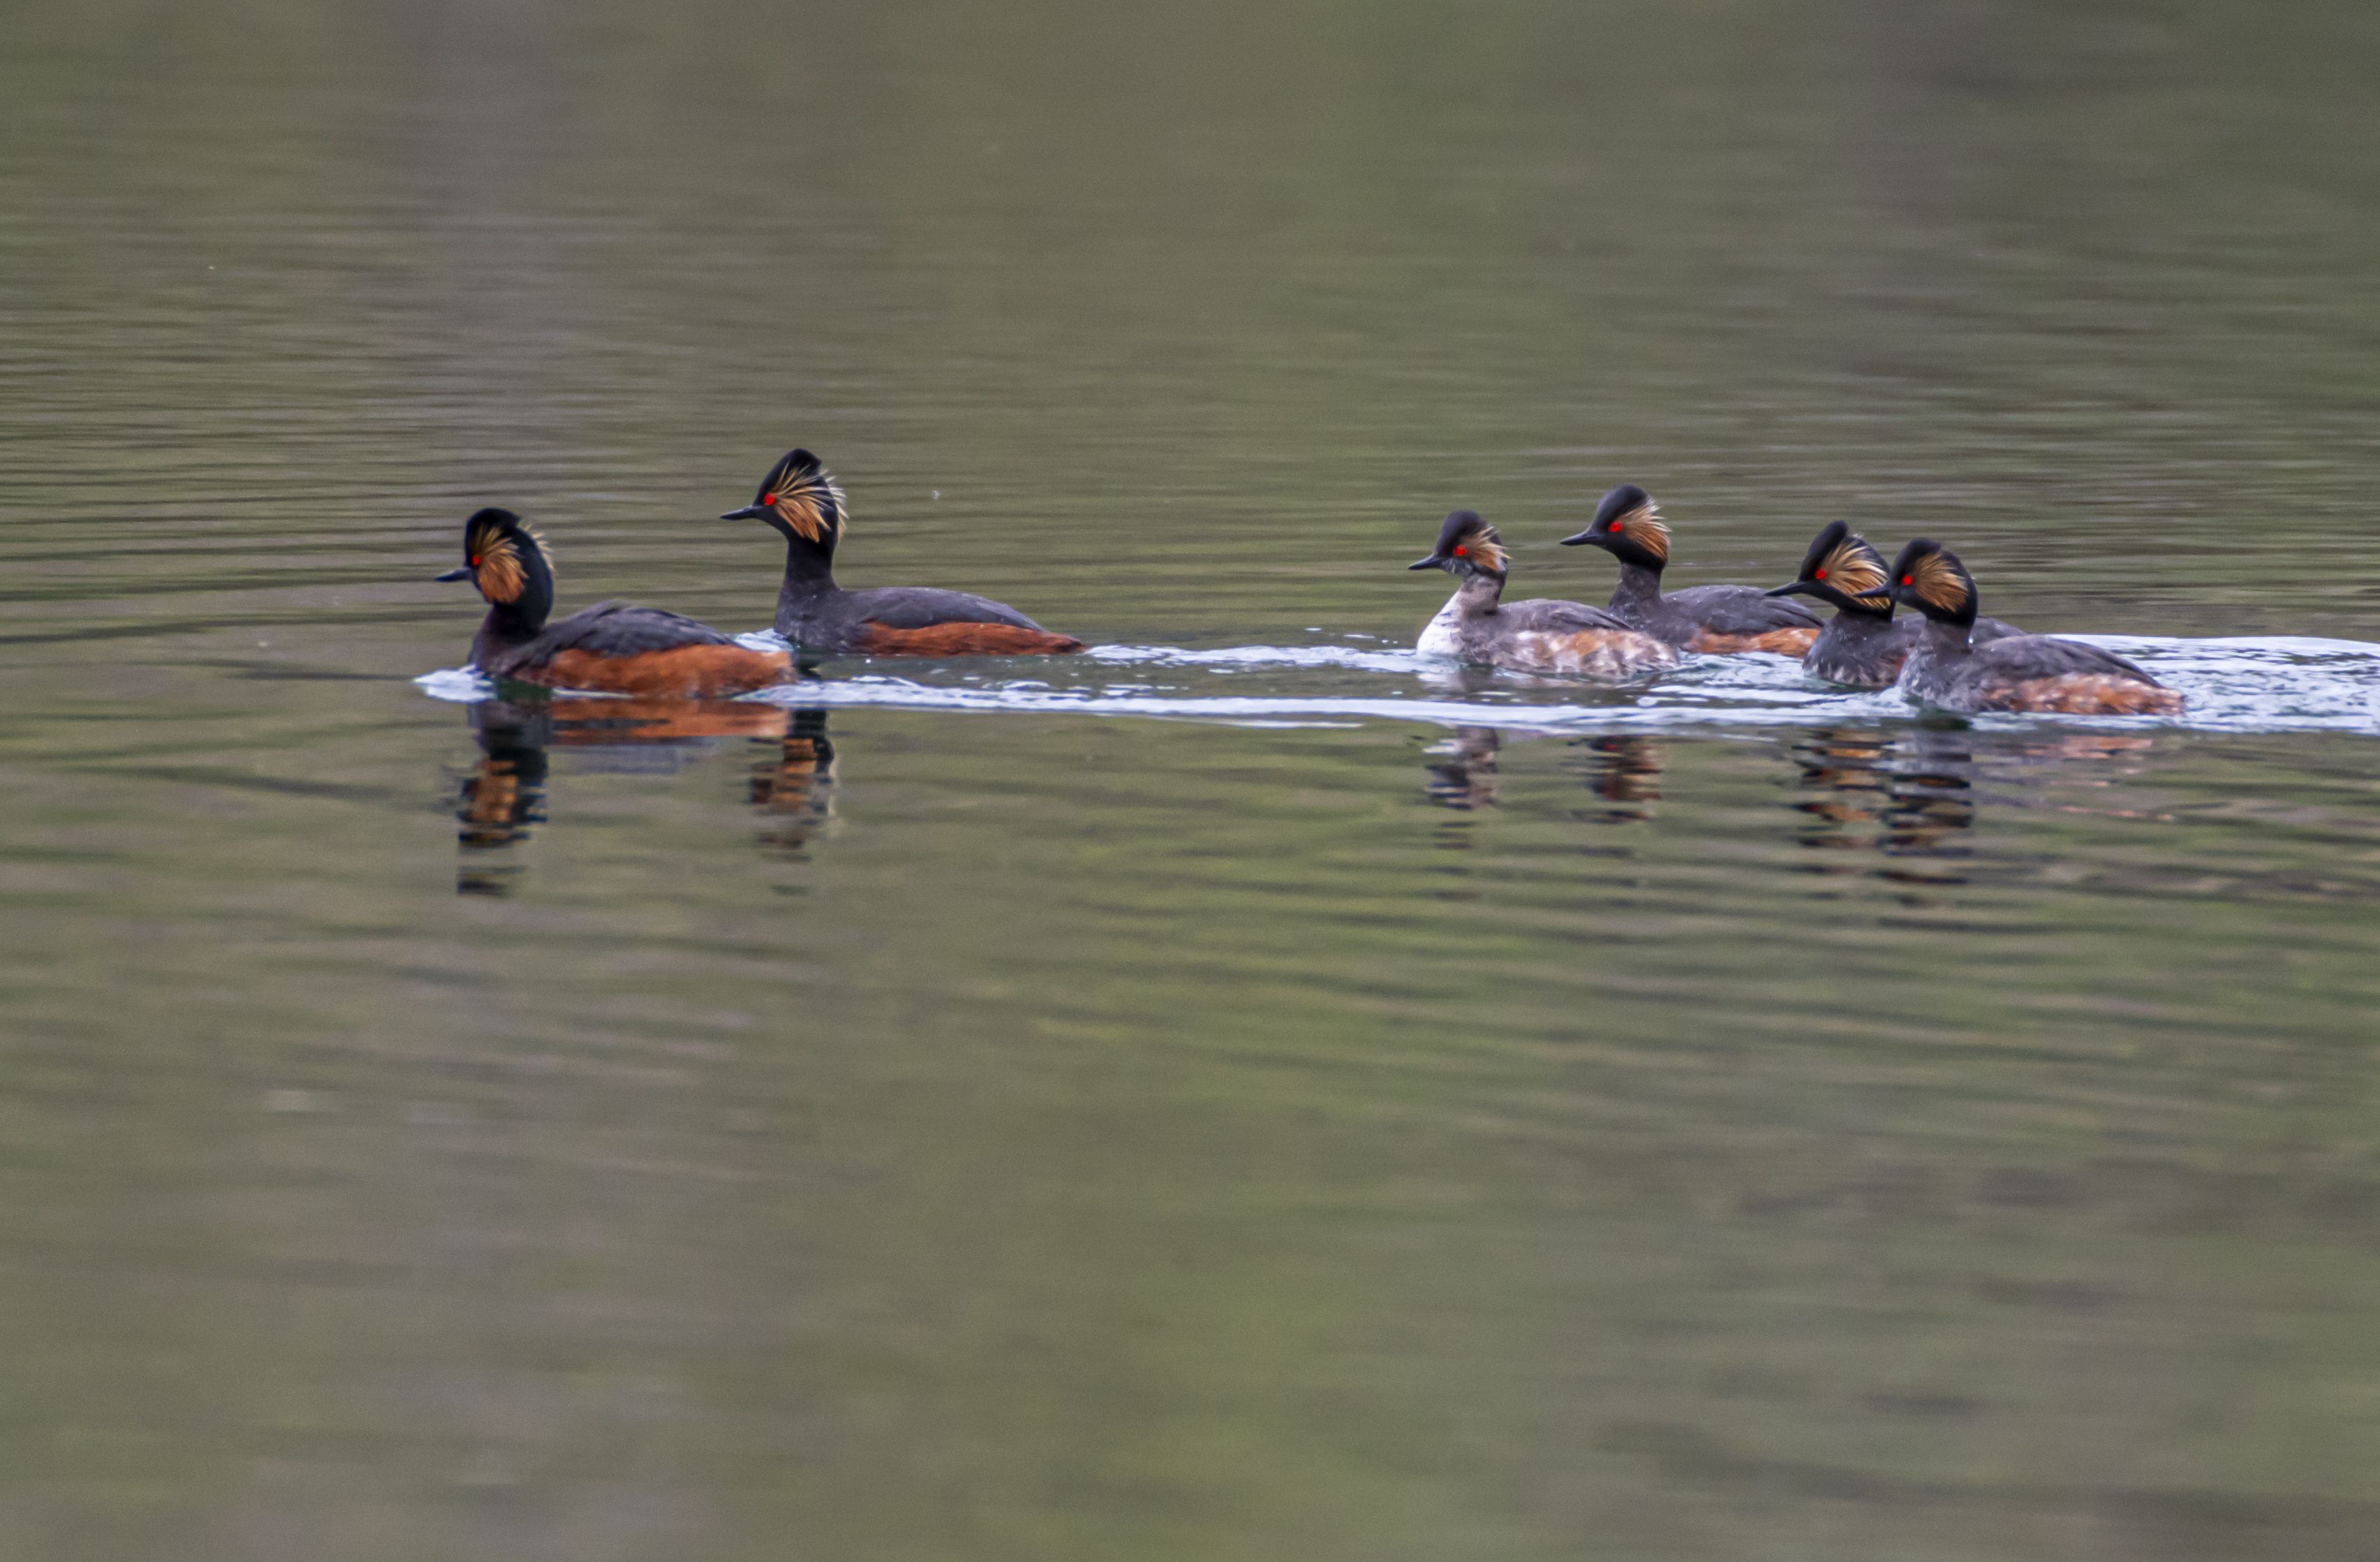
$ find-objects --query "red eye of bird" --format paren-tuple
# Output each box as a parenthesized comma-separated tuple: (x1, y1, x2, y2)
(468, 554, 480, 567)
(1813, 567, 1826, 579)
(761, 493, 777, 506)
(1452, 544, 1467, 556)
(1900, 574, 1912, 585)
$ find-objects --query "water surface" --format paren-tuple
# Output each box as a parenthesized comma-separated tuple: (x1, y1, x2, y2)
(7, 1, 2380, 1557)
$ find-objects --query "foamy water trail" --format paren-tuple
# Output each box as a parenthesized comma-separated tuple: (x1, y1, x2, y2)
(415, 667, 496, 702)
(1088, 641, 1428, 675)
(420, 634, 2380, 735)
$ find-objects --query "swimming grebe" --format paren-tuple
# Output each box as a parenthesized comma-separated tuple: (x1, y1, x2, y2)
(1410, 510, 1679, 677)
(1559, 483, 1821, 654)
(721, 448, 1085, 657)
(437, 507, 792, 696)
(1764, 521, 2022, 688)
(1882, 539, 2183, 716)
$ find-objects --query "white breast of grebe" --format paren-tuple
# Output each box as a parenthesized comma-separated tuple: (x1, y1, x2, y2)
(1415, 592, 1465, 658)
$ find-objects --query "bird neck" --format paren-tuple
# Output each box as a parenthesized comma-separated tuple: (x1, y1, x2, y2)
(480, 562, 551, 641)
(1608, 560, 1664, 614)
(1921, 614, 1974, 657)
(1454, 572, 1506, 617)
(781, 534, 839, 595)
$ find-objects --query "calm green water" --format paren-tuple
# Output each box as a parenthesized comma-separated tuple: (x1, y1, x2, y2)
(8, 2, 2380, 1557)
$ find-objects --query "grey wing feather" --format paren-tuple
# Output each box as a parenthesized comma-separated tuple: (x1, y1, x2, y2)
(844, 587, 1043, 631)
(538, 601, 738, 655)
(1502, 598, 1635, 634)
(1974, 632, 2162, 684)
(1665, 584, 1821, 634)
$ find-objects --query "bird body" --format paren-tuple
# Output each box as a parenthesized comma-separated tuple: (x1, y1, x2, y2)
(1882, 539, 2182, 717)
(1409, 510, 1679, 678)
(439, 509, 790, 697)
(1767, 521, 2021, 689)
(1560, 484, 1821, 654)
(723, 450, 1084, 657)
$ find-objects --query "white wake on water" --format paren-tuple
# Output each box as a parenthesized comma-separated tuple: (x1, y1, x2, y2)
(418, 634, 2380, 735)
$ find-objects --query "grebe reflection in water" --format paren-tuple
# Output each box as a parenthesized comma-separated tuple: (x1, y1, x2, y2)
(452, 696, 791, 896)
(1571, 735, 1666, 825)
(749, 709, 839, 857)
(1421, 726, 1504, 813)
(1787, 726, 2160, 896)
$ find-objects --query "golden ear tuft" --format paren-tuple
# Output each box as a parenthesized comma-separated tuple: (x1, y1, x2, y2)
(1460, 525, 1509, 576)
(466, 515, 542, 604)
(768, 457, 848, 545)
(1817, 535, 1888, 602)
(1614, 502, 1670, 562)
(1908, 550, 1968, 614)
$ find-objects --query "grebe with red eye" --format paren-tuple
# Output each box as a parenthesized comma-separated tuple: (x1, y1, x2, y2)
(1410, 510, 1679, 677)
(436, 507, 792, 696)
(1764, 520, 2022, 688)
(722, 448, 1085, 657)
(1559, 483, 1822, 654)
(1881, 539, 2183, 715)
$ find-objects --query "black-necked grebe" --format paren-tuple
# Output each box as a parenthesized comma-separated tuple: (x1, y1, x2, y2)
(1559, 483, 1821, 654)
(721, 449, 1085, 657)
(1410, 510, 1679, 677)
(437, 507, 793, 696)
(1882, 539, 2183, 716)
(1764, 521, 2022, 688)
